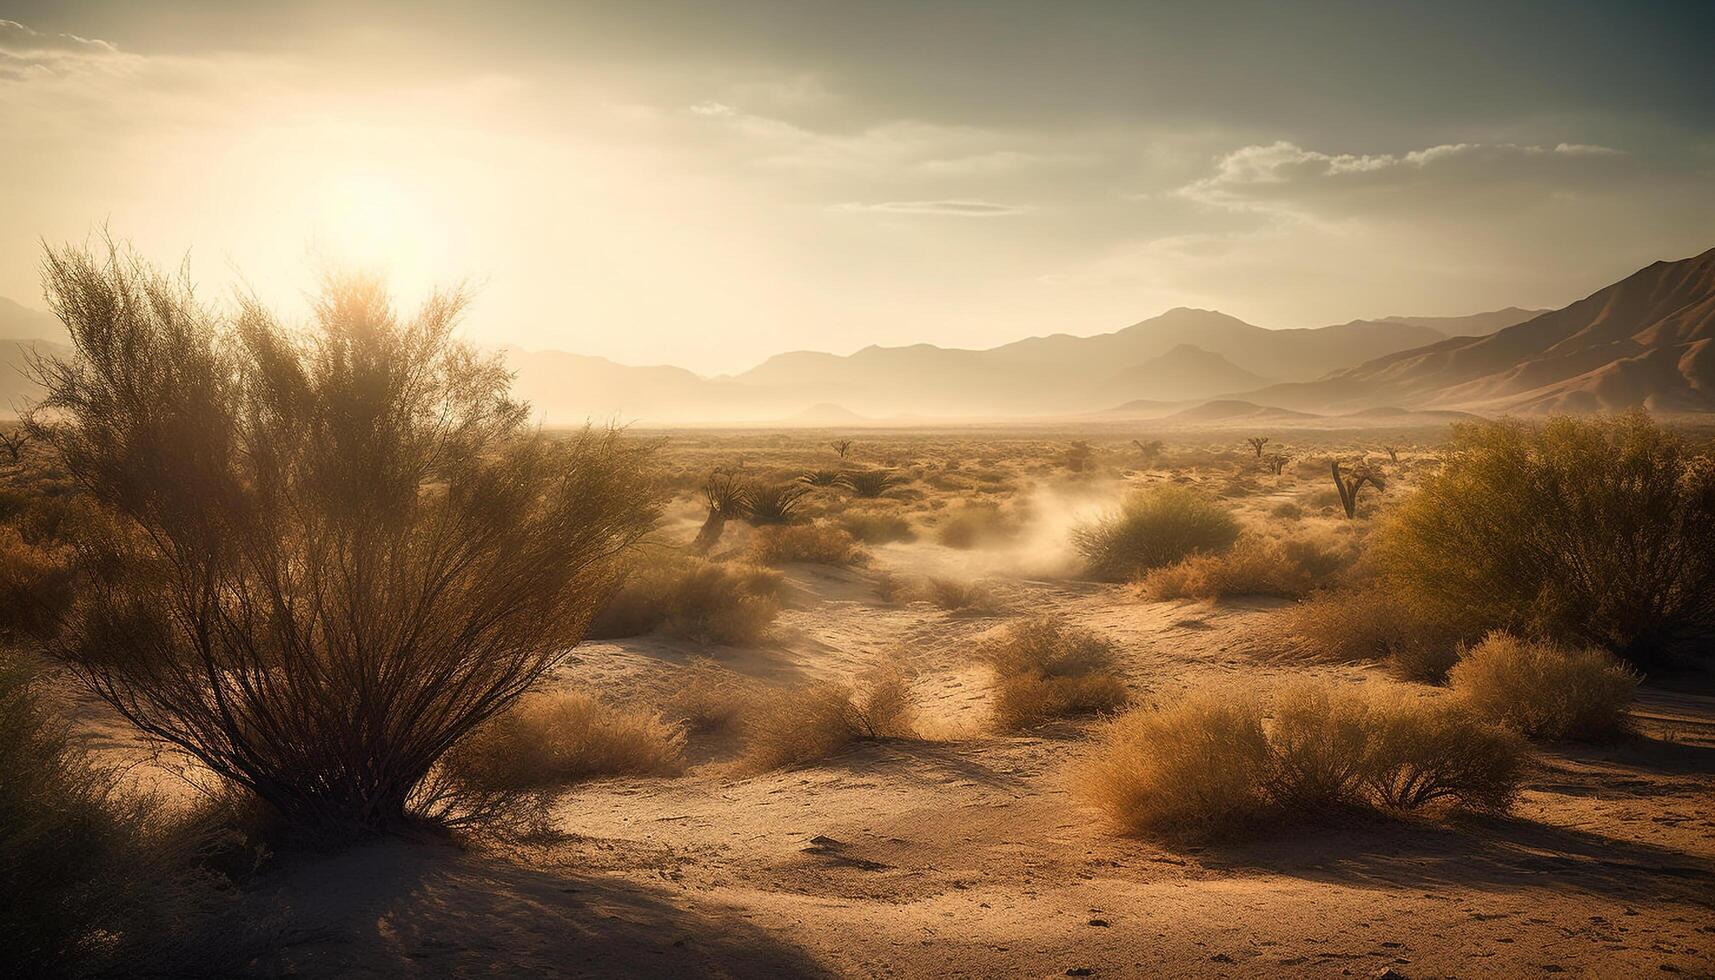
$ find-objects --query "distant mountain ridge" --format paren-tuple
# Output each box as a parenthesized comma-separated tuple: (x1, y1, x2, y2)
(1250, 247, 1715, 415)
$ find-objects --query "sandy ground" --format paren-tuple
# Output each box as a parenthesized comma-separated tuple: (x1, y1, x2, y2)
(66, 536, 1715, 978)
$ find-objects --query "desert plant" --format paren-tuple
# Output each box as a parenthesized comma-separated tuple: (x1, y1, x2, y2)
(924, 575, 1000, 614)
(1063, 440, 1094, 472)
(1079, 686, 1271, 837)
(1079, 680, 1527, 839)
(1132, 438, 1164, 462)
(1138, 536, 1315, 601)
(1263, 452, 1290, 475)
(28, 242, 660, 838)
(660, 661, 756, 735)
(0, 428, 28, 464)
(1448, 633, 1639, 740)
(0, 654, 162, 975)
(1072, 486, 1240, 581)
(981, 616, 1129, 731)
(745, 482, 810, 526)
(1283, 586, 1465, 682)
(440, 690, 686, 792)
(934, 500, 1017, 549)
(1360, 693, 1525, 811)
(836, 505, 915, 544)
(830, 439, 853, 460)
(1375, 414, 1715, 667)
(751, 522, 866, 566)
(1384, 445, 1399, 463)
(693, 469, 750, 554)
(0, 525, 74, 642)
(839, 468, 901, 498)
(741, 672, 915, 771)
(1247, 436, 1270, 457)
(588, 555, 783, 646)
(797, 468, 844, 488)
(1329, 459, 1385, 518)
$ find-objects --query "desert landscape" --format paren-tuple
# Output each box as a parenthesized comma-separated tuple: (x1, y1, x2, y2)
(6, 3, 1715, 978)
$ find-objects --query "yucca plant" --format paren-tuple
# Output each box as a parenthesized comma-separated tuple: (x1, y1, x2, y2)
(746, 482, 810, 526)
(797, 469, 843, 488)
(692, 469, 750, 553)
(839, 468, 900, 498)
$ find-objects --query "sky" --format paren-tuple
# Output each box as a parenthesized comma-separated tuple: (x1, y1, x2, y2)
(2, 0, 1713, 375)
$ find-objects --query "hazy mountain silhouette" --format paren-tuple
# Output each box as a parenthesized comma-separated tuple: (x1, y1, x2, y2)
(1095, 344, 1267, 403)
(1252, 247, 1715, 414)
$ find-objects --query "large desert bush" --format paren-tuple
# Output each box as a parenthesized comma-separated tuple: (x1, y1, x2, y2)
(1073, 486, 1239, 581)
(1376, 413, 1715, 667)
(1448, 633, 1639, 740)
(981, 616, 1129, 731)
(29, 242, 659, 838)
(0, 655, 160, 974)
(589, 555, 783, 646)
(441, 690, 686, 792)
(836, 504, 916, 544)
(1079, 680, 1525, 839)
(741, 672, 916, 771)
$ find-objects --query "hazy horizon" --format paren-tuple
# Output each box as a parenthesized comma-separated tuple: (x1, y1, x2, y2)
(3, 1, 1713, 374)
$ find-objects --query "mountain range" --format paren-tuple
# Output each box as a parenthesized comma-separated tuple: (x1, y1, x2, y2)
(5, 248, 1714, 422)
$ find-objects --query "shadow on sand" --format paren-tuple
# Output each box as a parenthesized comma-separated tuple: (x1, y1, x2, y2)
(179, 839, 831, 978)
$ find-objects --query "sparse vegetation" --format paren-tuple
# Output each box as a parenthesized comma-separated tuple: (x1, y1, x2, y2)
(1079, 679, 1526, 840)
(1284, 586, 1464, 682)
(751, 521, 867, 566)
(693, 469, 750, 553)
(1247, 436, 1270, 457)
(836, 504, 916, 544)
(934, 500, 1018, 548)
(589, 555, 783, 646)
(1072, 486, 1240, 581)
(981, 616, 1129, 731)
(1138, 535, 1316, 601)
(1329, 459, 1385, 518)
(442, 690, 686, 793)
(1375, 413, 1715, 668)
(1448, 633, 1639, 740)
(741, 673, 916, 771)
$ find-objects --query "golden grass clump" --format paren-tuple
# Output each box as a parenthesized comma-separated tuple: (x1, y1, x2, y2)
(981, 617, 1129, 731)
(443, 690, 686, 793)
(741, 672, 916, 771)
(1138, 535, 1315, 601)
(590, 555, 783, 646)
(1072, 486, 1240, 581)
(836, 504, 917, 544)
(750, 522, 868, 567)
(1448, 633, 1639, 740)
(660, 662, 756, 736)
(1078, 679, 1526, 840)
(1283, 586, 1465, 683)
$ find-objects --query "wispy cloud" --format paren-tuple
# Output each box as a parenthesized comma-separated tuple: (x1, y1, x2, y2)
(830, 199, 1033, 217)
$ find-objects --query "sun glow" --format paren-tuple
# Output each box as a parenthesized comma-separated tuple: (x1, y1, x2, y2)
(304, 172, 442, 296)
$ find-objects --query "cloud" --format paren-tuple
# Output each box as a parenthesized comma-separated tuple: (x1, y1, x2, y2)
(1176, 140, 1634, 220)
(830, 199, 1033, 217)
(0, 18, 129, 81)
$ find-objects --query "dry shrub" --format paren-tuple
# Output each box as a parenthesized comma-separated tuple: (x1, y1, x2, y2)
(1376, 413, 1715, 668)
(0, 655, 163, 974)
(935, 501, 1018, 549)
(660, 662, 756, 735)
(982, 617, 1129, 731)
(1284, 586, 1464, 683)
(924, 576, 1001, 614)
(837, 505, 916, 544)
(1448, 633, 1639, 740)
(1073, 486, 1239, 581)
(741, 672, 916, 771)
(1138, 535, 1314, 601)
(1359, 694, 1526, 811)
(1079, 687, 1271, 837)
(590, 555, 782, 646)
(442, 690, 685, 793)
(0, 524, 74, 641)
(1271, 500, 1304, 520)
(30, 242, 660, 837)
(751, 522, 867, 566)
(1079, 679, 1526, 840)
